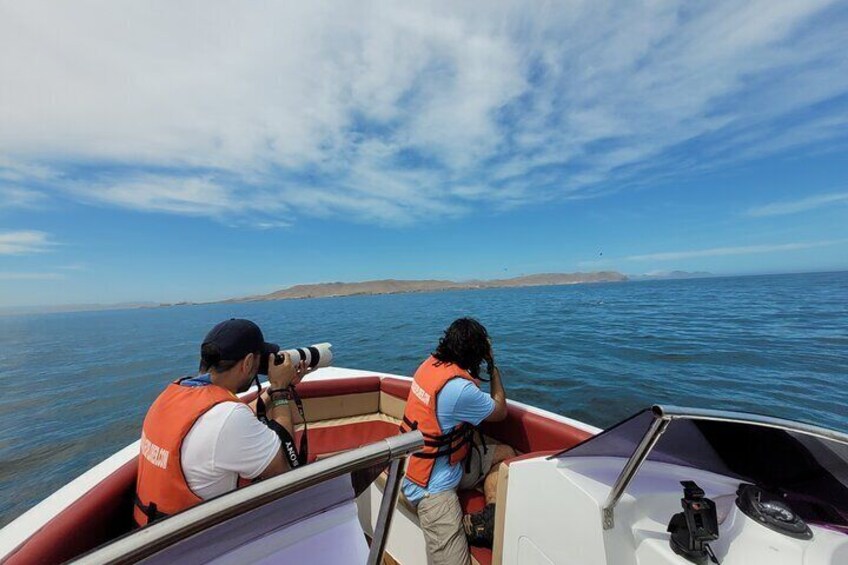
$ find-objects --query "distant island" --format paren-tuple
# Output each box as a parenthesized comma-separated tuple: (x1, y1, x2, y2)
(629, 270, 713, 281)
(227, 271, 627, 302)
(3, 269, 727, 316)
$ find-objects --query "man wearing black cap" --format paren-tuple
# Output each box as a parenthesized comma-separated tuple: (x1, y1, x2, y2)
(134, 319, 305, 526)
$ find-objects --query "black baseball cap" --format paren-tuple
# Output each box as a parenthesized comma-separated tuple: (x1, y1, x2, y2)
(201, 319, 278, 362)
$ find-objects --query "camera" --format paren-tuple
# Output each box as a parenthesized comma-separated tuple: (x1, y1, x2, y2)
(259, 342, 334, 375)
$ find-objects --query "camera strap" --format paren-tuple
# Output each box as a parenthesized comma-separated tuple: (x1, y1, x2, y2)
(267, 419, 302, 469)
(254, 376, 308, 467)
(288, 386, 308, 465)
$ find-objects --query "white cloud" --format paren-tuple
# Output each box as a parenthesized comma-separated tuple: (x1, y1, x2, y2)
(0, 186, 46, 209)
(71, 175, 256, 217)
(0, 230, 55, 255)
(1, 1, 847, 225)
(0, 271, 64, 281)
(0, 158, 56, 182)
(747, 192, 848, 217)
(626, 240, 844, 262)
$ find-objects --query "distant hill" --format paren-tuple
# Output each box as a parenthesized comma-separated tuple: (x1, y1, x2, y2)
(2, 272, 627, 315)
(230, 271, 627, 302)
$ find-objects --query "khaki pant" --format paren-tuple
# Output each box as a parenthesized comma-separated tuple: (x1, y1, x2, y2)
(416, 443, 496, 565)
(417, 490, 469, 565)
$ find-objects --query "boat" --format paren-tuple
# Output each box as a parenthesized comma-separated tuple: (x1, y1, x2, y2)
(0, 366, 845, 564)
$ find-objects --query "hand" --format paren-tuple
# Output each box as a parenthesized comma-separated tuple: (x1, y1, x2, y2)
(291, 360, 312, 387)
(268, 352, 297, 389)
(484, 342, 495, 375)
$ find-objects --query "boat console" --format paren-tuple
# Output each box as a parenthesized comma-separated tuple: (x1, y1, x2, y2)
(498, 406, 848, 565)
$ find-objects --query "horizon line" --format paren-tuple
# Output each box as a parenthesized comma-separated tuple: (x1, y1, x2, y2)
(2, 268, 846, 316)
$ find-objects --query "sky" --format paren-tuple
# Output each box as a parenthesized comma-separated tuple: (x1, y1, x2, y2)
(1, 1, 847, 308)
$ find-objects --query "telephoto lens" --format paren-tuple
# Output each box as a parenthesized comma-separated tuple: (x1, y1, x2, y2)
(280, 343, 333, 370)
(259, 343, 334, 374)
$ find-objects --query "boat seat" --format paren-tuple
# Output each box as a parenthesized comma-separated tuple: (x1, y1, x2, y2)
(3, 458, 139, 565)
(294, 414, 401, 462)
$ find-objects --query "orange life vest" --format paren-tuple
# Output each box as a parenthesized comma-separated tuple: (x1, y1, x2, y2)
(400, 356, 479, 488)
(134, 379, 236, 526)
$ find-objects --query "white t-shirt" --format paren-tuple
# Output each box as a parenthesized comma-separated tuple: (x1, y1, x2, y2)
(181, 401, 281, 499)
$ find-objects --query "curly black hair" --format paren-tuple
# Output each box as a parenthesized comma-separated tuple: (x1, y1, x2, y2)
(432, 318, 491, 379)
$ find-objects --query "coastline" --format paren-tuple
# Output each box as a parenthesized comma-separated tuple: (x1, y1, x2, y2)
(6, 269, 783, 317)
(225, 271, 628, 304)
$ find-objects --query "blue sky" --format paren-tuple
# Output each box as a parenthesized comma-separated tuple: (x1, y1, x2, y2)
(1, 1, 847, 307)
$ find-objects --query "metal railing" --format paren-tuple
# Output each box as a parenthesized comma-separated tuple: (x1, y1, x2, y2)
(600, 405, 848, 530)
(73, 431, 424, 564)
(655, 405, 848, 445)
(601, 415, 668, 530)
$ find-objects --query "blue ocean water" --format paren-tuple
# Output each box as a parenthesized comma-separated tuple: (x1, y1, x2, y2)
(0, 272, 846, 527)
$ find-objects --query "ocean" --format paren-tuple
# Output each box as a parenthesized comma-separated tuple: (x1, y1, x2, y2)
(0, 271, 846, 527)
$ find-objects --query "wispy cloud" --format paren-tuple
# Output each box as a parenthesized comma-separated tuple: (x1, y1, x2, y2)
(746, 192, 848, 217)
(0, 230, 55, 255)
(70, 175, 268, 218)
(626, 240, 844, 262)
(0, 271, 65, 281)
(0, 186, 46, 209)
(0, 158, 56, 183)
(1, 1, 847, 225)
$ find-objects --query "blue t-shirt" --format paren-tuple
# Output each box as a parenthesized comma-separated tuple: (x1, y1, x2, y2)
(402, 378, 495, 504)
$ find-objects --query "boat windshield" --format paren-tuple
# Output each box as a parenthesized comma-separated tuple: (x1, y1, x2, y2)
(554, 409, 848, 531)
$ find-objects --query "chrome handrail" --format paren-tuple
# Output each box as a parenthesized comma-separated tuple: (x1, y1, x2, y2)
(601, 405, 848, 530)
(73, 431, 424, 564)
(601, 415, 669, 530)
(653, 405, 848, 445)
(367, 457, 405, 564)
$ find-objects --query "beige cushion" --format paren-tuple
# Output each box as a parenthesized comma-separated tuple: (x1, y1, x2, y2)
(293, 391, 379, 423)
(379, 391, 407, 421)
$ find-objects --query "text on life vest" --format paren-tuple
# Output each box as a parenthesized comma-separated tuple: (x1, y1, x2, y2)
(140, 432, 170, 469)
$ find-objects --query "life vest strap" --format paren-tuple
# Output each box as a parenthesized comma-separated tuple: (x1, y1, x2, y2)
(401, 415, 469, 443)
(134, 494, 169, 525)
(411, 427, 475, 459)
(463, 428, 489, 474)
(411, 442, 466, 459)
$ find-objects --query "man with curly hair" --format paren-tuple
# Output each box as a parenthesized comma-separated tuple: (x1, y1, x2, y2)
(400, 318, 516, 564)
